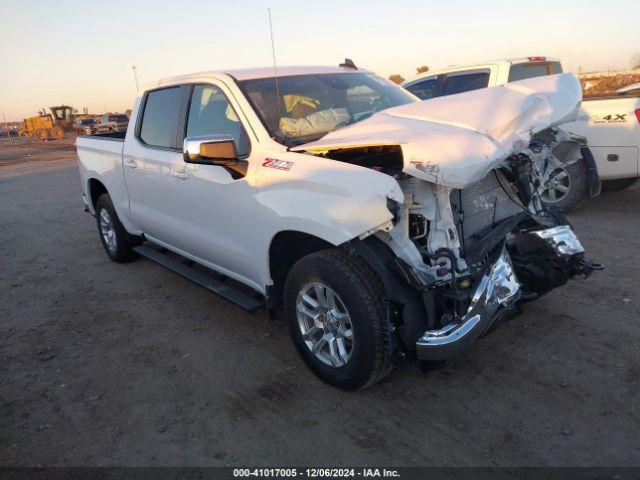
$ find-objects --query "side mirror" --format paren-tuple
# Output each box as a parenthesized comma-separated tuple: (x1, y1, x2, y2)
(183, 134, 238, 165)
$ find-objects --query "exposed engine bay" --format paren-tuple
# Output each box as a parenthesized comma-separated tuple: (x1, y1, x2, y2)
(381, 128, 588, 278)
(311, 127, 601, 362)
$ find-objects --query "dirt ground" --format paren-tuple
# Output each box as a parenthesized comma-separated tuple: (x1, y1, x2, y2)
(0, 140, 638, 467)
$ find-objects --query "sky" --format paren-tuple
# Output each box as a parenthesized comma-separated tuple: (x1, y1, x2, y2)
(1, 0, 639, 120)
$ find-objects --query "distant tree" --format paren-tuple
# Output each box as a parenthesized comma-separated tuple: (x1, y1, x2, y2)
(632, 52, 640, 70)
(416, 65, 429, 74)
(388, 74, 405, 84)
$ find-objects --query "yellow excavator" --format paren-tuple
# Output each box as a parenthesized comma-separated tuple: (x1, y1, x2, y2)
(19, 105, 75, 140)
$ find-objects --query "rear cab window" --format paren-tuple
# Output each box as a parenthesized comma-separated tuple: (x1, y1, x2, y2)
(508, 61, 562, 82)
(138, 87, 183, 149)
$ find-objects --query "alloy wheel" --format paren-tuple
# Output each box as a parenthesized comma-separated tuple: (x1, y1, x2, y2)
(296, 282, 354, 368)
(540, 167, 571, 204)
(99, 208, 117, 253)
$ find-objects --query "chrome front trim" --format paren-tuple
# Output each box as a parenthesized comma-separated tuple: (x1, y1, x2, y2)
(416, 245, 521, 361)
(532, 225, 584, 257)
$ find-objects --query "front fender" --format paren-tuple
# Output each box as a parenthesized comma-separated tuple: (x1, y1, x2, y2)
(257, 151, 403, 243)
(255, 151, 403, 285)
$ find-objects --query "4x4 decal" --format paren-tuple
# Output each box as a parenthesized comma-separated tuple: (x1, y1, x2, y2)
(576, 113, 629, 124)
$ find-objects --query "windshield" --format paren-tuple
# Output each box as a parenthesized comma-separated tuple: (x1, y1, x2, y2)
(81, 119, 94, 125)
(109, 115, 128, 122)
(238, 72, 416, 146)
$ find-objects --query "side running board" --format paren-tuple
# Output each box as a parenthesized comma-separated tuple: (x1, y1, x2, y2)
(133, 245, 263, 312)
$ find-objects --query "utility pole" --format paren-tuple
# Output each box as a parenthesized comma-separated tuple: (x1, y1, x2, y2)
(2, 112, 13, 145)
(132, 65, 140, 94)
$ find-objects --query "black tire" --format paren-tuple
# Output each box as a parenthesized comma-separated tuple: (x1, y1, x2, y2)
(51, 126, 65, 140)
(540, 157, 589, 212)
(35, 128, 48, 141)
(95, 194, 141, 263)
(283, 249, 390, 390)
(602, 178, 638, 191)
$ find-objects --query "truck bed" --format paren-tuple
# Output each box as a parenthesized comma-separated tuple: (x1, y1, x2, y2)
(76, 132, 125, 156)
(583, 92, 640, 102)
(78, 131, 126, 141)
(76, 130, 131, 233)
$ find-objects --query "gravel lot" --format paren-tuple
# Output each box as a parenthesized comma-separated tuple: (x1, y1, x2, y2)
(0, 140, 638, 467)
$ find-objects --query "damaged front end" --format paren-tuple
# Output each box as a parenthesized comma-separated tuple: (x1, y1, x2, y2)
(381, 139, 601, 362)
(415, 224, 593, 362)
(294, 73, 601, 362)
(416, 244, 521, 361)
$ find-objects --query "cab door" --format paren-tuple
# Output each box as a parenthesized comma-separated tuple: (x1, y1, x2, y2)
(122, 85, 193, 250)
(168, 83, 258, 287)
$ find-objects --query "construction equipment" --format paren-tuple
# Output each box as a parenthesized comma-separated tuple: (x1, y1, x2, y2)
(19, 105, 76, 140)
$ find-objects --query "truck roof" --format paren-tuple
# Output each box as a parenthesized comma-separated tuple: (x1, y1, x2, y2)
(403, 56, 560, 86)
(144, 65, 366, 91)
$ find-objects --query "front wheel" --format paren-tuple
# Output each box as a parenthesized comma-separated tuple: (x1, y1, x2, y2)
(35, 128, 48, 141)
(95, 194, 141, 263)
(283, 249, 391, 390)
(539, 157, 589, 212)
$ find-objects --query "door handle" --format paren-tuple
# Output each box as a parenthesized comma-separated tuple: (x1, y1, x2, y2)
(124, 158, 137, 169)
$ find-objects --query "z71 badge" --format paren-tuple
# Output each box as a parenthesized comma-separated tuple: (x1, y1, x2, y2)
(262, 158, 294, 171)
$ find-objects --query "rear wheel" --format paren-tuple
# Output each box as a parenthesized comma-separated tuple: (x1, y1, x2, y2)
(95, 194, 141, 263)
(283, 249, 391, 390)
(602, 178, 638, 191)
(539, 157, 588, 211)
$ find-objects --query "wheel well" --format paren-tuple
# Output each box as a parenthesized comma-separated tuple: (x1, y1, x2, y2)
(88, 178, 107, 209)
(268, 231, 334, 305)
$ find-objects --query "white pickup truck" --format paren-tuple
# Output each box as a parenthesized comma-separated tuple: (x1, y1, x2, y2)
(76, 64, 599, 390)
(403, 57, 640, 208)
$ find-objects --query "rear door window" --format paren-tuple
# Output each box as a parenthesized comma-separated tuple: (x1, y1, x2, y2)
(508, 62, 563, 82)
(405, 77, 442, 100)
(139, 87, 182, 148)
(442, 71, 490, 96)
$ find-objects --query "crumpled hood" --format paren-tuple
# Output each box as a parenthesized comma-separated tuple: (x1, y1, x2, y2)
(292, 73, 582, 189)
